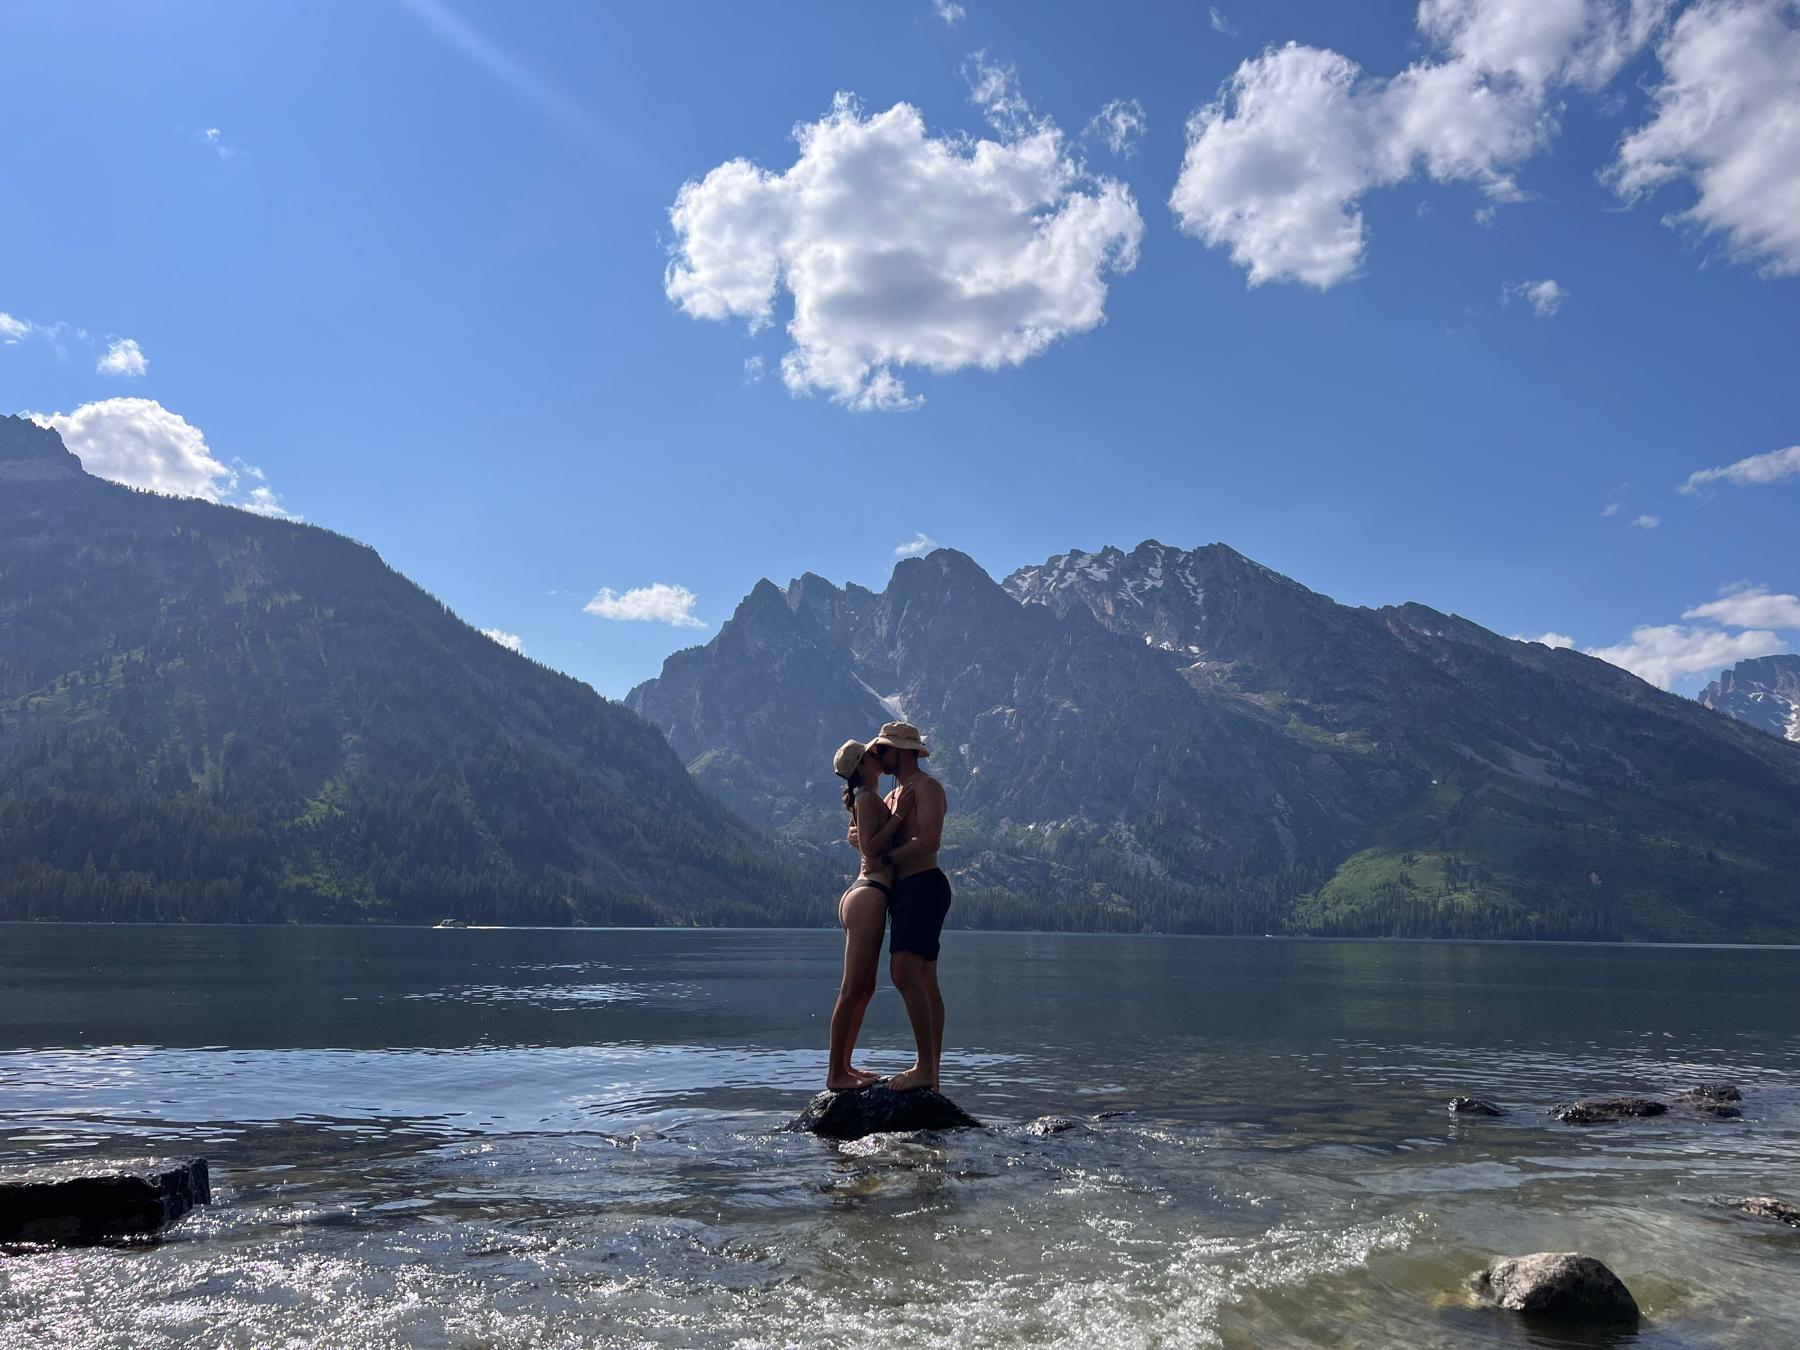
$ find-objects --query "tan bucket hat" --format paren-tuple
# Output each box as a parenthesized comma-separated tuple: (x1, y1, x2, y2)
(869, 720, 930, 757)
(833, 739, 869, 779)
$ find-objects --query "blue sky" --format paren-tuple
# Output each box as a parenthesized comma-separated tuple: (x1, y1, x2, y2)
(3, 0, 1796, 698)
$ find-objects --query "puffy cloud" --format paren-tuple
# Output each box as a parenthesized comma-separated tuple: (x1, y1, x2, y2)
(895, 532, 940, 557)
(96, 336, 148, 377)
(1171, 1, 1669, 287)
(480, 628, 526, 654)
(1679, 443, 1800, 495)
(1504, 278, 1566, 314)
(1683, 584, 1800, 629)
(0, 312, 30, 343)
(931, 0, 965, 26)
(664, 86, 1143, 411)
(1084, 98, 1147, 158)
(27, 398, 295, 517)
(1516, 631, 1577, 648)
(1631, 513, 1661, 529)
(1587, 623, 1786, 688)
(1608, 0, 1800, 277)
(584, 583, 706, 628)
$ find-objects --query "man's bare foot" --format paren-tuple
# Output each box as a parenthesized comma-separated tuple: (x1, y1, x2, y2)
(825, 1072, 872, 1092)
(887, 1065, 937, 1092)
(847, 1066, 882, 1085)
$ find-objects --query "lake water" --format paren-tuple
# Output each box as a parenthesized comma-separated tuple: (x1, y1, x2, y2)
(1, 925, 1797, 1348)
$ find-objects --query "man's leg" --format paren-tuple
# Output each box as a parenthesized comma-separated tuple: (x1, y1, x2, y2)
(922, 959, 944, 1082)
(887, 951, 938, 1091)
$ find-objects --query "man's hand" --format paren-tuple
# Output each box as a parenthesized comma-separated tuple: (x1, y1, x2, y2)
(847, 823, 860, 847)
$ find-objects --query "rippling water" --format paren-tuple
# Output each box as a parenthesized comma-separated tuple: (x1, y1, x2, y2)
(2, 925, 1798, 1348)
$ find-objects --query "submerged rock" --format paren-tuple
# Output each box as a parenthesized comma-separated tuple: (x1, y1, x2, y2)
(0, 1157, 211, 1245)
(1025, 1115, 1080, 1136)
(1732, 1196, 1800, 1229)
(1448, 1097, 1508, 1117)
(787, 1084, 982, 1141)
(1550, 1096, 1667, 1125)
(1473, 1252, 1640, 1325)
(1676, 1084, 1744, 1118)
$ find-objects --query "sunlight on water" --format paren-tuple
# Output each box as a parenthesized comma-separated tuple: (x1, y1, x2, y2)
(2, 926, 1798, 1348)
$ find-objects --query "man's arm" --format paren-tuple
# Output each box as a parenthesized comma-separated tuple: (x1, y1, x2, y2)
(882, 781, 944, 867)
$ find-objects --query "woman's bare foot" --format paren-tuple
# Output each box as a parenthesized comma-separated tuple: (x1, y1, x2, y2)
(825, 1071, 871, 1091)
(847, 1066, 882, 1085)
(887, 1065, 937, 1092)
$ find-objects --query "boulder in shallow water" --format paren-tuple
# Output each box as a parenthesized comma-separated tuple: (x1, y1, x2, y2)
(1676, 1084, 1744, 1118)
(1448, 1096, 1507, 1117)
(0, 1157, 211, 1244)
(1731, 1196, 1800, 1229)
(1473, 1252, 1640, 1325)
(1025, 1115, 1081, 1136)
(1550, 1096, 1667, 1125)
(787, 1084, 982, 1141)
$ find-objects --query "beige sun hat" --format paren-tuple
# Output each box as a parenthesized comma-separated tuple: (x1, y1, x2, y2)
(869, 720, 930, 757)
(833, 739, 869, 779)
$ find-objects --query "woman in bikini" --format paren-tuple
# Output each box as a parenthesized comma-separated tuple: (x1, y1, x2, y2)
(825, 738, 907, 1091)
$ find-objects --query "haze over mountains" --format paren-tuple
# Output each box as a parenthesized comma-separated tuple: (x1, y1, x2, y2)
(630, 542, 1800, 941)
(0, 416, 825, 926)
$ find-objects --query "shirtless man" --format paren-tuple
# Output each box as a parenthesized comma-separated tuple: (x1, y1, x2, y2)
(867, 721, 951, 1093)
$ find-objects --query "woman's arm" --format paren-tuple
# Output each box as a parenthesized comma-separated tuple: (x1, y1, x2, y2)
(853, 792, 901, 864)
(863, 801, 909, 855)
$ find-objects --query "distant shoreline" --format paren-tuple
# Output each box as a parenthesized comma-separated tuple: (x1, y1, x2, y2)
(4, 918, 1798, 952)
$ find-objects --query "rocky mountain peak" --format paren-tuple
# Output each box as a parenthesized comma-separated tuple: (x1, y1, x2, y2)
(0, 415, 84, 483)
(1700, 654, 1800, 743)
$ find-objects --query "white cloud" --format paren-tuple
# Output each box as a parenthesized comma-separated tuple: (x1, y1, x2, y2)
(895, 532, 940, 557)
(0, 312, 30, 343)
(1515, 631, 1577, 648)
(584, 582, 706, 628)
(931, 0, 966, 26)
(1084, 98, 1147, 158)
(27, 398, 294, 517)
(1683, 584, 1800, 629)
(1679, 443, 1800, 495)
(1504, 278, 1567, 314)
(96, 336, 148, 377)
(743, 354, 766, 383)
(1601, 501, 1621, 517)
(664, 83, 1143, 411)
(1587, 623, 1786, 689)
(1209, 6, 1238, 36)
(1171, 1, 1671, 287)
(1607, 0, 1800, 277)
(199, 127, 237, 161)
(480, 628, 526, 654)
(1631, 512, 1661, 529)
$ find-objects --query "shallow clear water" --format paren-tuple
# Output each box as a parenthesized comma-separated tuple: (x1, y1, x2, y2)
(1, 925, 1797, 1348)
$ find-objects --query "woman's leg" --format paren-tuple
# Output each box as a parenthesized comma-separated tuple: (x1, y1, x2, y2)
(827, 886, 887, 1089)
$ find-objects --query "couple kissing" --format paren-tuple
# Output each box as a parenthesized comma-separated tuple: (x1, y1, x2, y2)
(826, 720, 952, 1094)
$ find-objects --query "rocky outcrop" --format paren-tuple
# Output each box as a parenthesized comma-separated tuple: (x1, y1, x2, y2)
(0, 414, 84, 483)
(1701, 655, 1800, 744)
(1472, 1252, 1640, 1325)
(0, 1157, 210, 1244)
(1448, 1096, 1507, 1117)
(1550, 1096, 1668, 1125)
(787, 1084, 983, 1141)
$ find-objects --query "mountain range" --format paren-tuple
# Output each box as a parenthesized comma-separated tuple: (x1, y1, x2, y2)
(629, 542, 1800, 941)
(0, 415, 826, 926)
(1701, 655, 1800, 745)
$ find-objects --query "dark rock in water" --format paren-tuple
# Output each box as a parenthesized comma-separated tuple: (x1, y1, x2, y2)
(1732, 1196, 1800, 1229)
(1676, 1084, 1744, 1117)
(787, 1084, 982, 1141)
(1550, 1096, 1667, 1125)
(1473, 1252, 1640, 1325)
(1026, 1115, 1080, 1136)
(0, 1158, 211, 1244)
(1449, 1096, 1507, 1117)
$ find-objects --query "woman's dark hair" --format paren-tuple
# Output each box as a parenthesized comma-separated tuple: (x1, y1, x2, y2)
(841, 776, 856, 813)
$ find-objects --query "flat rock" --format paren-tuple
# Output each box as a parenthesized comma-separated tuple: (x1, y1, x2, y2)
(1448, 1096, 1507, 1117)
(1550, 1096, 1667, 1125)
(787, 1084, 982, 1141)
(1732, 1196, 1800, 1229)
(1472, 1252, 1640, 1325)
(1676, 1084, 1744, 1118)
(0, 1157, 211, 1245)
